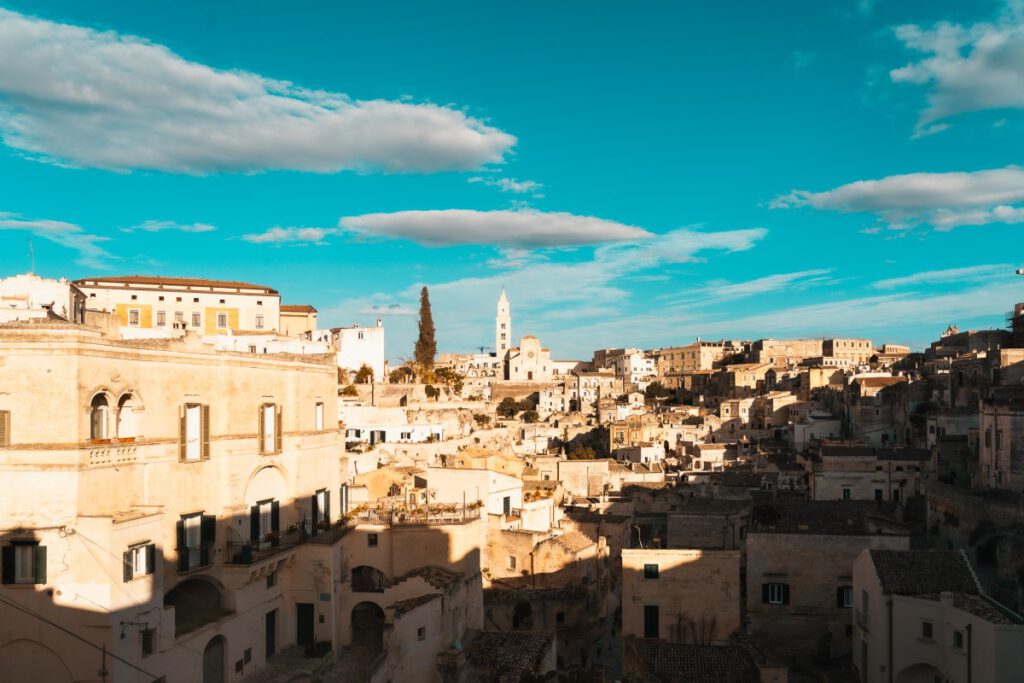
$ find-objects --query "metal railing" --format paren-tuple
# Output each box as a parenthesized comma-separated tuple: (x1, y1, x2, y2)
(352, 505, 481, 526)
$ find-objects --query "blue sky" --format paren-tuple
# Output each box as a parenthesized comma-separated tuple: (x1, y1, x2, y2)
(1, 0, 1023, 361)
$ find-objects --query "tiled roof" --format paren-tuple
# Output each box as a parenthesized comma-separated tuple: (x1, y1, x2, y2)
(397, 565, 463, 589)
(870, 550, 979, 595)
(627, 639, 760, 683)
(74, 275, 278, 293)
(484, 586, 587, 604)
(391, 593, 439, 616)
(280, 304, 317, 313)
(465, 630, 554, 674)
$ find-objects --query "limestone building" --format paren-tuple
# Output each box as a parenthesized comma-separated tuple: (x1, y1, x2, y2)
(496, 288, 511, 357)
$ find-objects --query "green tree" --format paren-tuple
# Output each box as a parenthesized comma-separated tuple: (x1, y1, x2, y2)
(473, 413, 491, 427)
(567, 444, 596, 460)
(522, 409, 539, 423)
(414, 286, 436, 370)
(340, 385, 358, 397)
(424, 384, 441, 400)
(645, 381, 672, 399)
(496, 397, 518, 418)
(354, 363, 374, 384)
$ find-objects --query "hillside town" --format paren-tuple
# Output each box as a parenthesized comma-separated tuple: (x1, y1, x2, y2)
(2, 270, 1023, 683)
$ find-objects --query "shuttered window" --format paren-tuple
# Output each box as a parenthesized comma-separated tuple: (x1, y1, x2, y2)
(259, 403, 282, 455)
(176, 513, 215, 572)
(123, 543, 156, 581)
(179, 404, 210, 462)
(2, 541, 46, 585)
(762, 582, 790, 605)
(0, 410, 9, 447)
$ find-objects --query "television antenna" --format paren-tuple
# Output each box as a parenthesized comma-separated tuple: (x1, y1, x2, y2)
(28, 239, 35, 274)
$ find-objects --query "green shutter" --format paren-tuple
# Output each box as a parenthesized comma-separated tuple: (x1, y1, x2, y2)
(123, 550, 132, 582)
(201, 405, 211, 459)
(34, 545, 46, 584)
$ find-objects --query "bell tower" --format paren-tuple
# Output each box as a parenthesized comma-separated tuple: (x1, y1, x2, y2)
(496, 289, 511, 357)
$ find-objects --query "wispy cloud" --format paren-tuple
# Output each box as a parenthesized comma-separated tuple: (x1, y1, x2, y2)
(241, 226, 341, 245)
(890, 2, 1024, 135)
(469, 176, 545, 197)
(0, 8, 514, 173)
(120, 220, 216, 233)
(358, 304, 418, 317)
(872, 264, 1012, 289)
(0, 213, 114, 269)
(772, 166, 1024, 231)
(338, 208, 653, 247)
(681, 269, 834, 305)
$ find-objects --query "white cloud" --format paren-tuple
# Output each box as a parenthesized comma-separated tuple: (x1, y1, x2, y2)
(687, 269, 834, 304)
(0, 9, 515, 173)
(339, 208, 654, 247)
(890, 4, 1024, 133)
(772, 166, 1024, 231)
(241, 226, 341, 245)
(469, 176, 545, 197)
(121, 220, 216, 233)
(872, 264, 1012, 289)
(0, 214, 113, 269)
(359, 304, 418, 317)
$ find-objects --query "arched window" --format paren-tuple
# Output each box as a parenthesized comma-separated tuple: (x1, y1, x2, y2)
(117, 393, 138, 439)
(90, 394, 109, 440)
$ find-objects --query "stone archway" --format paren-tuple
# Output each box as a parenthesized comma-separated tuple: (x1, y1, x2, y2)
(0, 639, 72, 683)
(895, 662, 944, 683)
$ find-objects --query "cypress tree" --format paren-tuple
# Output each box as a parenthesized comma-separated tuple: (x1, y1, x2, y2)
(414, 286, 436, 369)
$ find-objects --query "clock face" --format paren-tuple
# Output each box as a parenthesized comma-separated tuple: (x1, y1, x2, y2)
(528, 351, 535, 358)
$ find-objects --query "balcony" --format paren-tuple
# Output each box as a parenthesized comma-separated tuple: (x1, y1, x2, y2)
(352, 505, 482, 526)
(177, 542, 216, 573)
(224, 535, 301, 567)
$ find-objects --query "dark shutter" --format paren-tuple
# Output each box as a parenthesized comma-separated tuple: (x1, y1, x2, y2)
(178, 406, 186, 461)
(123, 550, 133, 582)
(258, 405, 266, 453)
(1, 546, 14, 584)
(0, 410, 10, 447)
(250, 505, 260, 542)
(837, 587, 845, 608)
(271, 500, 281, 545)
(146, 544, 156, 575)
(274, 407, 282, 453)
(782, 584, 790, 605)
(201, 405, 210, 459)
(323, 491, 330, 525)
(311, 494, 319, 529)
(200, 515, 215, 566)
(761, 583, 770, 604)
(176, 520, 187, 572)
(34, 545, 46, 584)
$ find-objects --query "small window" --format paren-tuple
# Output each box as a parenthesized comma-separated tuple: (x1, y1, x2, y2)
(315, 402, 324, 432)
(921, 620, 933, 640)
(874, 489, 883, 501)
(180, 403, 209, 462)
(156, 310, 166, 327)
(175, 296, 182, 303)
(643, 563, 659, 579)
(244, 648, 252, 663)
(123, 543, 155, 581)
(174, 311, 184, 323)
(367, 533, 378, 548)
(216, 313, 227, 328)
(2, 541, 46, 585)
(191, 313, 201, 327)
(953, 630, 964, 650)
(508, 554, 517, 570)
(842, 487, 851, 500)
(158, 296, 165, 302)
(219, 299, 226, 304)
(417, 626, 426, 641)
(131, 294, 138, 301)
(259, 403, 281, 455)
(141, 627, 156, 657)
(837, 585, 853, 608)
(763, 582, 789, 605)
(255, 314, 264, 329)
(556, 611, 565, 624)
(193, 297, 199, 303)
(128, 309, 141, 326)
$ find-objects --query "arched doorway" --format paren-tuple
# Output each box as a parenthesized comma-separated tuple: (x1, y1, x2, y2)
(895, 662, 944, 683)
(165, 577, 225, 635)
(203, 635, 226, 683)
(351, 602, 385, 654)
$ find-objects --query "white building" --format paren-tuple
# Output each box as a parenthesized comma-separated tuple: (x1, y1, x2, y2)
(333, 320, 386, 380)
(0, 273, 86, 324)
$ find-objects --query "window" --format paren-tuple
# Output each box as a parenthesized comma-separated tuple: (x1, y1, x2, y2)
(762, 582, 789, 605)
(0, 410, 10, 447)
(158, 296, 165, 302)
(357, 332, 364, 340)
(837, 585, 853, 608)
(179, 403, 210, 461)
(244, 648, 252, 664)
(123, 543, 155, 581)
(177, 513, 214, 571)
(643, 563, 659, 579)
(251, 499, 280, 546)
(259, 403, 281, 454)
(141, 628, 156, 657)
(191, 313, 201, 327)
(996, 430, 1004, 451)
(193, 297, 199, 303)
(367, 533, 378, 548)
(874, 489, 883, 501)
(921, 620, 933, 640)
(156, 311, 166, 327)
(556, 611, 565, 624)
(255, 314, 264, 329)
(216, 313, 227, 329)
(643, 605, 659, 639)
(91, 394, 110, 440)
(842, 487, 851, 500)
(315, 402, 324, 432)
(219, 299, 225, 304)
(312, 489, 330, 531)
(508, 554, 517, 570)
(417, 626, 426, 641)
(174, 311, 184, 323)
(953, 630, 964, 650)
(131, 294, 138, 301)
(892, 488, 901, 502)
(128, 309, 141, 326)
(176, 297, 182, 303)
(2, 541, 46, 584)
